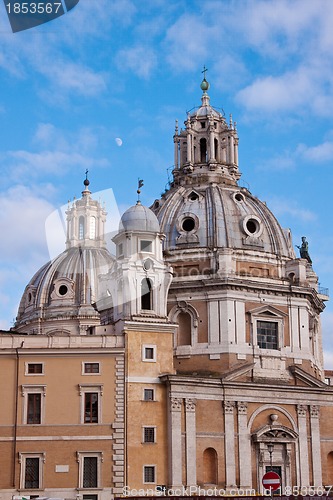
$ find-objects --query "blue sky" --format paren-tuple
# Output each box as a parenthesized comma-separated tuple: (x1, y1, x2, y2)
(0, 0, 332, 367)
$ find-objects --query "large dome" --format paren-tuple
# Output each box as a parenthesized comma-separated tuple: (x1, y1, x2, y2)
(153, 183, 295, 258)
(15, 245, 114, 335)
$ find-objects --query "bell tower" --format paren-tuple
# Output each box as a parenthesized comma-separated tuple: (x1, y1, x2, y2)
(65, 172, 107, 250)
(173, 71, 241, 187)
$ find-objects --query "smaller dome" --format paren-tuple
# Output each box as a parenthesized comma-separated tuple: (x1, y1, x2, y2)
(120, 202, 160, 233)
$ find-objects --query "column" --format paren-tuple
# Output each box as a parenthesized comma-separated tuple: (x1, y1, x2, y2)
(229, 135, 234, 164)
(185, 398, 197, 487)
(224, 401, 236, 487)
(234, 137, 239, 166)
(237, 402, 251, 488)
(169, 396, 183, 487)
(297, 404, 309, 487)
(186, 120, 192, 163)
(310, 405, 322, 486)
(209, 121, 215, 162)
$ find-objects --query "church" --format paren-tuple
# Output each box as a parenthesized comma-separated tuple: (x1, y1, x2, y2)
(0, 76, 333, 500)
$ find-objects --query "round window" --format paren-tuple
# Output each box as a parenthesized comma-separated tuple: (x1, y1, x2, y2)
(234, 192, 244, 202)
(182, 217, 195, 232)
(58, 284, 68, 296)
(246, 219, 258, 234)
(243, 216, 262, 237)
(143, 259, 152, 271)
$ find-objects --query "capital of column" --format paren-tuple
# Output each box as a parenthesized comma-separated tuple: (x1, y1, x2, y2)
(170, 396, 182, 412)
(185, 398, 197, 412)
(237, 401, 248, 415)
(223, 400, 235, 414)
(310, 405, 320, 418)
(297, 404, 307, 417)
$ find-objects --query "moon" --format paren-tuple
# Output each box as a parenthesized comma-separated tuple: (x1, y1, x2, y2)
(115, 137, 123, 147)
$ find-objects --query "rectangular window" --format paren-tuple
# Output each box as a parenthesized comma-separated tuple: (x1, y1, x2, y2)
(142, 345, 156, 363)
(257, 321, 278, 349)
(27, 394, 41, 424)
(84, 362, 100, 374)
(27, 363, 43, 374)
(144, 389, 154, 401)
(83, 456, 98, 488)
(145, 347, 154, 359)
(144, 427, 155, 443)
(84, 393, 98, 423)
(25, 457, 40, 488)
(140, 240, 152, 252)
(144, 465, 156, 483)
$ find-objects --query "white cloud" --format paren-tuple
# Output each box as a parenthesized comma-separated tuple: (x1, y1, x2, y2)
(297, 141, 333, 162)
(115, 46, 157, 79)
(4, 123, 111, 182)
(7, 150, 108, 179)
(0, 185, 54, 261)
(267, 197, 316, 222)
(164, 14, 218, 71)
(236, 66, 315, 113)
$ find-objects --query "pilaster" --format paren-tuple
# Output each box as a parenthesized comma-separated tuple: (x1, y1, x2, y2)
(223, 400, 236, 487)
(169, 396, 183, 488)
(297, 404, 309, 487)
(185, 398, 197, 488)
(237, 401, 251, 488)
(310, 405, 322, 486)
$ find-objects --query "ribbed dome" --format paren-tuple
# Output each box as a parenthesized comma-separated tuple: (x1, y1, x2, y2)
(15, 246, 114, 334)
(120, 202, 160, 233)
(152, 184, 295, 258)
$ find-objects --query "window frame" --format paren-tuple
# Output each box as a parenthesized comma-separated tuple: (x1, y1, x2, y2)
(140, 239, 153, 253)
(143, 426, 156, 444)
(82, 362, 101, 375)
(79, 384, 103, 424)
(77, 451, 103, 489)
(142, 344, 156, 363)
(21, 385, 46, 425)
(19, 452, 45, 490)
(25, 362, 44, 375)
(248, 306, 286, 352)
(143, 388, 155, 401)
(256, 320, 279, 350)
(143, 465, 156, 484)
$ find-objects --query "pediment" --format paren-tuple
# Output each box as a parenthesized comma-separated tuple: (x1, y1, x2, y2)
(222, 362, 255, 381)
(289, 365, 327, 388)
(253, 424, 298, 441)
(247, 304, 288, 318)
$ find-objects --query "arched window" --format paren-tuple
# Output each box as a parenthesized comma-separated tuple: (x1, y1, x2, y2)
(214, 138, 219, 160)
(203, 448, 218, 485)
(200, 138, 207, 162)
(178, 311, 191, 345)
(327, 451, 333, 484)
(79, 216, 85, 240)
(90, 216, 96, 239)
(141, 278, 152, 310)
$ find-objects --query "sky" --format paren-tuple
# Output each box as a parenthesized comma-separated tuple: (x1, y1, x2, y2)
(0, 0, 332, 367)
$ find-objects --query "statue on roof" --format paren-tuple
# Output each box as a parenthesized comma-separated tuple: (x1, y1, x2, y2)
(296, 236, 312, 264)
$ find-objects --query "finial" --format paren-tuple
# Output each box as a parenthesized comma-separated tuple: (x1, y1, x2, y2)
(83, 169, 90, 187)
(82, 169, 91, 197)
(137, 178, 144, 204)
(200, 65, 210, 93)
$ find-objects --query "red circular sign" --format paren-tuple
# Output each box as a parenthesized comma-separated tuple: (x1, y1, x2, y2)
(262, 471, 281, 491)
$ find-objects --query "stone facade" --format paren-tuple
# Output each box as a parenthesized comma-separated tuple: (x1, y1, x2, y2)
(0, 78, 333, 499)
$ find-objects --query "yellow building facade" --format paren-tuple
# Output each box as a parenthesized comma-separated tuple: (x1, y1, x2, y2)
(1, 78, 333, 499)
